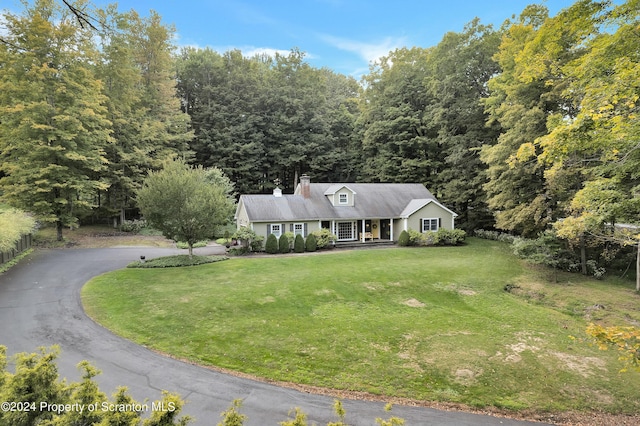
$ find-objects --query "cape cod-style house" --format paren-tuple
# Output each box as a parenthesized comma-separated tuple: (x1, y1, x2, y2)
(235, 175, 458, 243)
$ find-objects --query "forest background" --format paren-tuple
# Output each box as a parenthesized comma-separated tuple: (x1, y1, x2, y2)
(0, 0, 639, 278)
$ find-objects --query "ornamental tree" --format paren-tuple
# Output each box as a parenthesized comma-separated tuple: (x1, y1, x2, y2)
(136, 159, 235, 257)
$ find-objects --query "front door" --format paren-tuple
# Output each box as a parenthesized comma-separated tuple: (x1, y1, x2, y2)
(379, 219, 391, 240)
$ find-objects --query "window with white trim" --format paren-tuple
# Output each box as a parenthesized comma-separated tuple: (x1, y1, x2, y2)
(338, 193, 348, 205)
(270, 224, 282, 237)
(337, 221, 355, 240)
(293, 223, 304, 236)
(421, 218, 439, 232)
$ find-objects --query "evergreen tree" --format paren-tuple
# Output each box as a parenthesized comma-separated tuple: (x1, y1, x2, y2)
(426, 19, 502, 230)
(305, 233, 317, 252)
(97, 9, 193, 226)
(358, 47, 441, 185)
(294, 234, 305, 253)
(278, 233, 290, 254)
(265, 233, 278, 254)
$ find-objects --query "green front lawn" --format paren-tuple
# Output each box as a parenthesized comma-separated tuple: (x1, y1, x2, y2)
(82, 238, 640, 414)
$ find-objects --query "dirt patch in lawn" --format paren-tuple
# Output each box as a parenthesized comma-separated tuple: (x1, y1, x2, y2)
(402, 298, 425, 308)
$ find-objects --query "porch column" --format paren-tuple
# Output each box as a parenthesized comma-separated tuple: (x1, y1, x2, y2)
(390, 218, 394, 241)
(361, 219, 366, 242)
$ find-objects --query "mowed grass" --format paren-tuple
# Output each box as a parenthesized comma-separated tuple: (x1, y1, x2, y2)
(82, 238, 640, 414)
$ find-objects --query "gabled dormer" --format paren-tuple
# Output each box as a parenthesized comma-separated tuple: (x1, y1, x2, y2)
(324, 184, 356, 207)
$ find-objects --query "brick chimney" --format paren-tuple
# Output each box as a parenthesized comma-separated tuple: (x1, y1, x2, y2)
(300, 174, 311, 199)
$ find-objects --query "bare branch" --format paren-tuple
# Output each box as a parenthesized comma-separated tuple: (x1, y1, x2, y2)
(61, 0, 98, 31)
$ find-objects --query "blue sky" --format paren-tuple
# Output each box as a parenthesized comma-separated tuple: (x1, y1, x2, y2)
(4, 0, 580, 77)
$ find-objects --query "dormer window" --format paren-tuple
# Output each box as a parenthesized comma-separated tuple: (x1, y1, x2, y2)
(324, 184, 356, 206)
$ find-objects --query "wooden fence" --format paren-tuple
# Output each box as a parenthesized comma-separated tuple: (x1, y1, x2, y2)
(0, 234, 32, 266)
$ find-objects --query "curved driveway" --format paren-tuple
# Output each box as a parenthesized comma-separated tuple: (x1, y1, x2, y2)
(0, 247, 547, 425)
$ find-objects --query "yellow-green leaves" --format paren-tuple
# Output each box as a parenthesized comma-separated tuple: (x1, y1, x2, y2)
(0, 208, 36, 252)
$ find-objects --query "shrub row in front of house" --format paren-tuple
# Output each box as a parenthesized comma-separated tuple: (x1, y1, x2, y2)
(397, 228, 466, 247)
(265, 229, 337, 254)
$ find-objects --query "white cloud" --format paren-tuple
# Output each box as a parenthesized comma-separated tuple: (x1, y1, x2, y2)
(319, 34, 406, 64)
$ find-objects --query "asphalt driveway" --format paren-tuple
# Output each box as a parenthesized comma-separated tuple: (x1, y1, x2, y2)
(0, 246, 548, 425)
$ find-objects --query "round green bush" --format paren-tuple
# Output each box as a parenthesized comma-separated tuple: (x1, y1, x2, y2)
(397, 230, 410, 246)
(278, 234, 290, 253)
(294, 234, 305, 253)
(265, 233, 278, 254)
(305, 233, 317, 252)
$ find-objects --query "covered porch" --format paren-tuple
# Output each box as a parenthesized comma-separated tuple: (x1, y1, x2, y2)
(321, 218, 396, 243)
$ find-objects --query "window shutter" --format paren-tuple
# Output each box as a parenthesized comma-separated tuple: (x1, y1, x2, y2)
(290, 223, 294, 232)
(282, 224, 286, 235)
(438, 218, 442, 228)
(304, 223, 308, 237)
(267, 224, 271, 236)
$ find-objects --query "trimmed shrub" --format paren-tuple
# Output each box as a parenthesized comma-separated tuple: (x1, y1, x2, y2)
(233, 227, 259, 250)
(250, 235, 264, 252)
(265, 233, 278, 254)
(474, 229, 518, 244)
(305, 233, 317, 252)
(294, 234, 305, 253)
(278, 234, 290, 254)
(408, 229, 426, 246)
(127, 255, 228, 268)
(397, 230, 410, 246)
(120, 219, 147, 233)
(176, 240, 208, 249)
(312, 228, 336, 249)
(228, 247, 250, 256)
(284, 231, 295, 250)
(435, 228, 467, 245)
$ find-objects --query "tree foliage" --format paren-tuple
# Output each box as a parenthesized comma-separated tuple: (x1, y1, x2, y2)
(136, 159, 235, 257)
(0, 346, 190, 426)
(95, 7, 193, 226)
(175, 48, 360, 193)
(586, 323, 640, 372)
(265, 233, 279, 254)
(2, 0, 639, 283)
(0, 0, 112, 241)
(294, 234, 305, 253)
(0, 208, 36, 252)
(278, 233, 290, 254)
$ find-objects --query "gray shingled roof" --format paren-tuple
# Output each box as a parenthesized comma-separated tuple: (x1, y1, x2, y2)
(239, 183, 444, 222)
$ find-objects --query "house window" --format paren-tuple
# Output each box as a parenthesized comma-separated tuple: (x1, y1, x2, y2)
(338, 193, 348, 205)
(337, 221, 355, 240)
(270, 224, 282, 238)
(422, 218, 439, 232)
(293, 223, 304, 236)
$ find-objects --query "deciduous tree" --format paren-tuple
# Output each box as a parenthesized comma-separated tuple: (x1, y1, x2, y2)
(0, 0, 112, 241)
(136, 159, 235, 257)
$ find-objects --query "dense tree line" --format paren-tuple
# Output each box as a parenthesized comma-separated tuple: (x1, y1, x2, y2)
(1, 0, 638, 274)
(0, 0, 191, 240)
